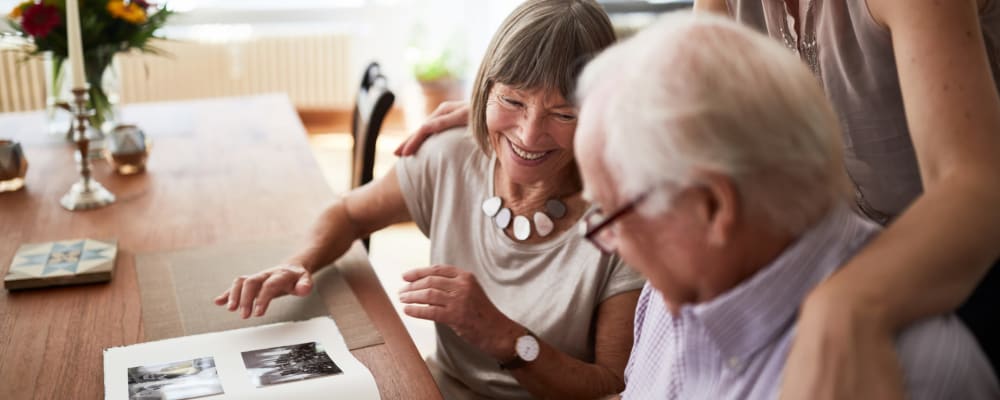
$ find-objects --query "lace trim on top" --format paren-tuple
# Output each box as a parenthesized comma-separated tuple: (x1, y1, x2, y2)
(777, 0, 822, 79)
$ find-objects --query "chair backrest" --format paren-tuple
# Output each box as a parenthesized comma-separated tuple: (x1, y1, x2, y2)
(351, 62, 395, 190)
(351, 62, 395, 250)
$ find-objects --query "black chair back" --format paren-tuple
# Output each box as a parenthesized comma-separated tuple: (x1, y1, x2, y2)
(351, 62, 395, 249)
(351, 62, 395, 189)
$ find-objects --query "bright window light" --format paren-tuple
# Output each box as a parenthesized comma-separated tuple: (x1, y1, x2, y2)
(0, 0, 366, 14)
(167, 0, 366, 12)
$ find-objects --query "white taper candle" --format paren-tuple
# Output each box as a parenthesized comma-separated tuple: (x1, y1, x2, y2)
(65, 0, 87, 89)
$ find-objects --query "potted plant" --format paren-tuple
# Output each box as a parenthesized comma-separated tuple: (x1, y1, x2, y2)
(412, 47, 464, 115)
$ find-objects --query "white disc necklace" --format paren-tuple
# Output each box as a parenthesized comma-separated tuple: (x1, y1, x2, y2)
(481, 155, 568, 241)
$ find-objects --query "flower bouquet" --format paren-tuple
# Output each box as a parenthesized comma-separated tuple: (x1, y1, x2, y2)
(5, 0, 172, 133)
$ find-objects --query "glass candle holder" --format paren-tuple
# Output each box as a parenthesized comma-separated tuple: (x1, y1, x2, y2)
(0, 139, 28, 192)
(104, 125, 150, 175)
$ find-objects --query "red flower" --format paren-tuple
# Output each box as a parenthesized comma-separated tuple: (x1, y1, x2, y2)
(20, 3, 61, 39)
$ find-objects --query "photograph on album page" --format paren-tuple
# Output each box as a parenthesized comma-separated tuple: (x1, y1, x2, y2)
(241, 341, 343, 387)
(126, 356, 224, 400)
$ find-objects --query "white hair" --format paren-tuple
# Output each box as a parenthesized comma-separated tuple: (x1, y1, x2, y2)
(576, 11, 850, 236)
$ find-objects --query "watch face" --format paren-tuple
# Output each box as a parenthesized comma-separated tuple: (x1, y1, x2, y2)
(515, 334, 540, 362)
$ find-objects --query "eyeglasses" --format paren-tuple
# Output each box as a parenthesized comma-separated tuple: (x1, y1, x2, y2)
(581, 191, 652, 254)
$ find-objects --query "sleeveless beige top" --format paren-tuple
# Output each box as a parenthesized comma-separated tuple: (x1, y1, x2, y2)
(727, 0, 1000, 224)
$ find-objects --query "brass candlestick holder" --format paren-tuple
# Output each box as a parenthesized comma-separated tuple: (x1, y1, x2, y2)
(60, 87, 115, 211)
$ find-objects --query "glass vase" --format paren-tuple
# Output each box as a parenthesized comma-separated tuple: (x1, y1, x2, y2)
(44, 52, 121, 140)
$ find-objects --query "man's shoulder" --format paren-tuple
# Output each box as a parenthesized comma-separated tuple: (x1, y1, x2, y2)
(897, 315, 999, 399)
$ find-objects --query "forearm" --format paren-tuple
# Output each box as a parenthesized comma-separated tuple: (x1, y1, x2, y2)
(493, 292, 638, 399)
(286, 198, 364, 273)
(815, 176, 1000, 330)
(847, 0, 1000, 331)
(509, 339, 626, 399)
(287, 168, 412, 273)
(402, 273, 636, 398)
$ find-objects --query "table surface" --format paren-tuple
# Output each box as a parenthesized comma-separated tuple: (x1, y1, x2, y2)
(0, 94, 441, 400)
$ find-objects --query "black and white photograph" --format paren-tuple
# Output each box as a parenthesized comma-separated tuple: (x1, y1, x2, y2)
(241, 341, 342, 387)
(127, 356, 224, 400)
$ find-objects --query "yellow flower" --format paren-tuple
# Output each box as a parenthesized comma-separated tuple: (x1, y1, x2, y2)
(106, 0, 147, 24)
(7, 1, 32, 20)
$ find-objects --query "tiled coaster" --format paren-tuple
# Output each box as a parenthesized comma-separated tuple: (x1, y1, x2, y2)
(4, 238, 117, 290)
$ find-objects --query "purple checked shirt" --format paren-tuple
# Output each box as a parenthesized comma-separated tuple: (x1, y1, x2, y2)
(621, 204, 999, 399)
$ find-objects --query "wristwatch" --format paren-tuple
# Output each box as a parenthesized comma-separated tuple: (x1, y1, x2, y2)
(499, 330, 540, 370)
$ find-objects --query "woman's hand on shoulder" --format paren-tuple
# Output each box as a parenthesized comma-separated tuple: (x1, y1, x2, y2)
(779, 286, 905, 400)
(213, 264, 314, 319)
(398, 264, 522, 359)
(394, 101, 470, 156)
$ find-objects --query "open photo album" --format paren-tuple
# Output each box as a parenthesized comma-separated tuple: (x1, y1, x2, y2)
(104, 317, 380, 400)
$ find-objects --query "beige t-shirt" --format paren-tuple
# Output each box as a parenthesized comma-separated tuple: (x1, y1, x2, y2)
(396, 128, 645, 399)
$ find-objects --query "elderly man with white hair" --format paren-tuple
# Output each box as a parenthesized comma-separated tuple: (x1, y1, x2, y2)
(574, 12, 999, 400)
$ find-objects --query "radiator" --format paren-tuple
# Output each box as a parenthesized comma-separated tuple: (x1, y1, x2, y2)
(0, 34, 355, 113)
(0, 49, 46, 113)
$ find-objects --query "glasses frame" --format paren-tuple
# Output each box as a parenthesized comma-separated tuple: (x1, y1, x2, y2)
(582, 191, 652, 254)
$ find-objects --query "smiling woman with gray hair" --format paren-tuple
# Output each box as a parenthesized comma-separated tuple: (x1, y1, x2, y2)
(214, 1, 644, 399)
(574, 12, 998, 399)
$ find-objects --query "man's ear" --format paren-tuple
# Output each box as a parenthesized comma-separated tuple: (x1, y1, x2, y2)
(691, 170, 740, 247)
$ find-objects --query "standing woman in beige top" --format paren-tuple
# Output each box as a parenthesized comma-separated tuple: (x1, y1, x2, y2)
(691, 0, 1000, 398)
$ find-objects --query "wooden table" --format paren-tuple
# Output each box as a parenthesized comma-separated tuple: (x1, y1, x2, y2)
(0, 95, 441, 399)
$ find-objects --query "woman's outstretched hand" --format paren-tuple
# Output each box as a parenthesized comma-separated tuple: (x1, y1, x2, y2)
(399, 264, 522, 360)
(214, 264, 314, 319)
(394, 101, 470, 156)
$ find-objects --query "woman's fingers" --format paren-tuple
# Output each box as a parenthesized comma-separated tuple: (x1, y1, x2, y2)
(253, 278, 289, 317)
(403, 304, 449, 323)
(248, 267, 310, 317)
(293, 272, 313, 296)
(393, 137, 410, 156)
(239, 274, 266, 319)
(401, 107, 468, 155)
(394, 101, 470, 156)
(395, 129, 435, 157)
(213, 290, 229, 306)
(434, 100, 464, 115)
(402, 264, 460, 282)
(227, 276, 246, 311)
(399, 287, 452, 306)
(216, 265, 310, 318)
(398, 275, 454, 293)
(439, 102, 469, 123)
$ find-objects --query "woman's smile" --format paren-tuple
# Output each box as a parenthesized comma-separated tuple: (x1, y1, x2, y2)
(505, 136, 555, 165)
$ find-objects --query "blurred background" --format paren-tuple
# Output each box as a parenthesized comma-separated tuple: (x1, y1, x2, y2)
(1, 0, 691, 125)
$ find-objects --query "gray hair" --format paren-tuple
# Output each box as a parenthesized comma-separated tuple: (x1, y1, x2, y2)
(576, 12, 851, 236)
(469, 0, 616, 155)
